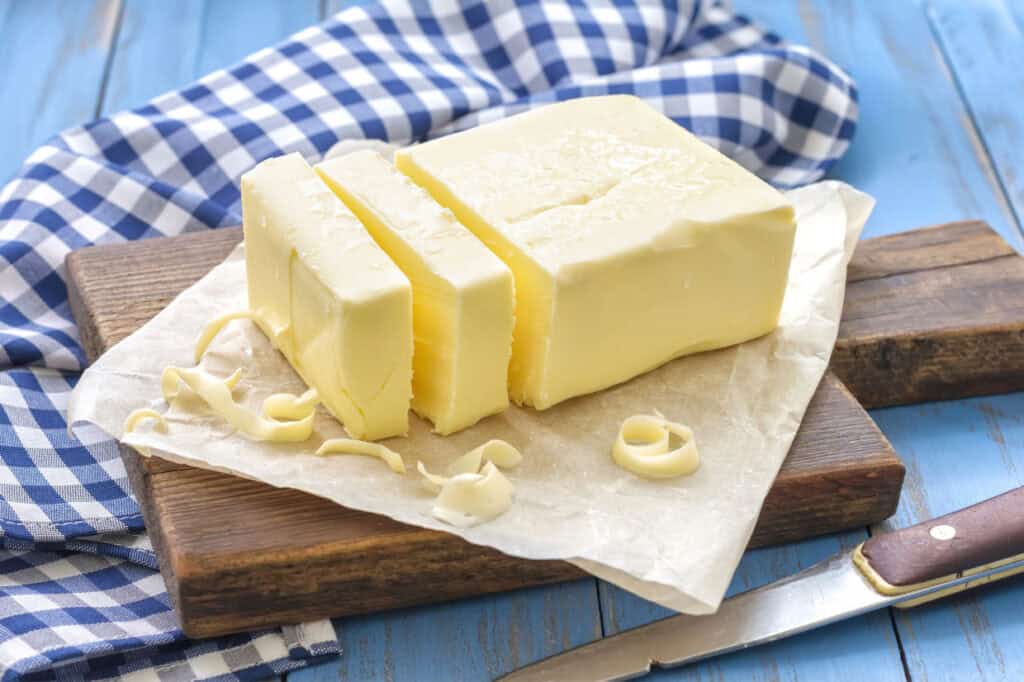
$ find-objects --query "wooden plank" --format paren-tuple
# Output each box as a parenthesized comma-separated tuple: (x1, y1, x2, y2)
(66, 225, 905, 637)
(732, 0, 1023, 251)
(833, 221, 1024, 407)
(101, 0, 320, 113)
(100, 0, 200, 113)
(0, 0, 120, 184)
(322, 0, 353, 19)
(893, 4, 1024, 674)
(872, 394, 1024, 682)
(597, 531, 907, 682)
(927, 0, 1024, 247)
(194, 0, 320, 76)
(69, 228, 241, 359)
(134, 450, 589, 631)
(122, 371, 892, 638)
(289, 580, 603, 682)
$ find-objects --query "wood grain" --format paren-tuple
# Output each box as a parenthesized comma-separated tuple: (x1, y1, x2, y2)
(101, 0, 321, 113)
(862, 2, 1024, 679)
(861, 486, 1024, 588)
(927, 0, 1024, 250)
(833, 220, 1024, 407)
(737, 0, 1022, 251)
(65, 224, 918, 638)
(295, 578, 603, 682)
(0, 0, 120, 183)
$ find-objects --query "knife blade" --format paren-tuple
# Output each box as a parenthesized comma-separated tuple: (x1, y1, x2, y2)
(500, 486, 1024, 682)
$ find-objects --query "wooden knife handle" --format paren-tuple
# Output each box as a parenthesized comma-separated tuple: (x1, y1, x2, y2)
(858, 486, 1024, 591)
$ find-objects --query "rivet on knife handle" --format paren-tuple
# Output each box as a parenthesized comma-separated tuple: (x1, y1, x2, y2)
(854, 487, 1024, 607)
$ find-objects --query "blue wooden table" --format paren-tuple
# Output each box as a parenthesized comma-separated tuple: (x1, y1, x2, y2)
(4, 1, 1022, 680)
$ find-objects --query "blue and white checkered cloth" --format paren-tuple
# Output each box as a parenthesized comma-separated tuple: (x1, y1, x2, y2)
(0, 1, 857, 679)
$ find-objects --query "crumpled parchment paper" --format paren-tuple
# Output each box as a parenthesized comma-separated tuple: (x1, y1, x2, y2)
(69, 180, 873, 615)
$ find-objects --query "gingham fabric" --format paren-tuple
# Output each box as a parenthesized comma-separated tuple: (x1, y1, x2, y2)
(0, 1, 858, 679)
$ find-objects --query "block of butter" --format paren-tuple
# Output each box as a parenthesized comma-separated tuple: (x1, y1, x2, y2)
(316, 151, 515, 435)
(396, 95, 796, 409)
(242, 153, 412, 440)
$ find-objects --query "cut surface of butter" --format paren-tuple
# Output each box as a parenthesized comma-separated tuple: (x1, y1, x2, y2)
(242, 153, 413, 440)
(396, 95, 796, 409)
(316, 150, 514, 435)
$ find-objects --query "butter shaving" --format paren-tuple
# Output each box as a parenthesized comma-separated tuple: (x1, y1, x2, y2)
(418, 440, 521, 525)
(448, 439, 522, 475)
(416, 462, 449, 494)
(431, 462, 514, 528)
(121, 408, 169, 457)
(316, 438, 406, 474)
(262, 389, 320, 420)
(194, 309, 285, 363)
(612, 414, 699, 479)
(161, 366, 315, 442)
(122, 408, 167, 435)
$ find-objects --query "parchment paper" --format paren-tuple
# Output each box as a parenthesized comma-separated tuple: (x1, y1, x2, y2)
(69, 181, 873, 615)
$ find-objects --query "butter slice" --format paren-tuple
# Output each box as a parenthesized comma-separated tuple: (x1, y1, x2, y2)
(242, 153, 412, 440)
(316, 151, 514, 434)
(396, 95, 796, 409)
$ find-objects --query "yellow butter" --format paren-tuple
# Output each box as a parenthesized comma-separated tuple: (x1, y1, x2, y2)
(396, 95, 796, 409)
(123, 408, 167, 435)
(612, 414, 699, 479)
(316, 150, 514, 435)
(160, 366, 317, 442)
(242, 153, 413, 440)
(317, 438, 406, 474)
(416, 439, 522, 527)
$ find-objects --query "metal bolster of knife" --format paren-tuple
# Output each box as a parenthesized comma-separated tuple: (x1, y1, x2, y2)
(851, 486, 1024, 608)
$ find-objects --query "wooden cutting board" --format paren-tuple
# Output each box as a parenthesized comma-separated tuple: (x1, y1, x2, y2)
(65, 220, 1024, 638)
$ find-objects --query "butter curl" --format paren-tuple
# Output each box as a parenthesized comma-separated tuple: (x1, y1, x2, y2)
(316, 438, 406, 474)
(431, 462, 514, 528)
(122, 408, 168, 436)
(417, 440, 521, 526)
(194, 309, 286, 363)
(161, 366, 316, 442)
(612, 414, 699, 479)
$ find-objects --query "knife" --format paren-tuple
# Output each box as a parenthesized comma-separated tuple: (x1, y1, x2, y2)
(500, 486, 1024, 682)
